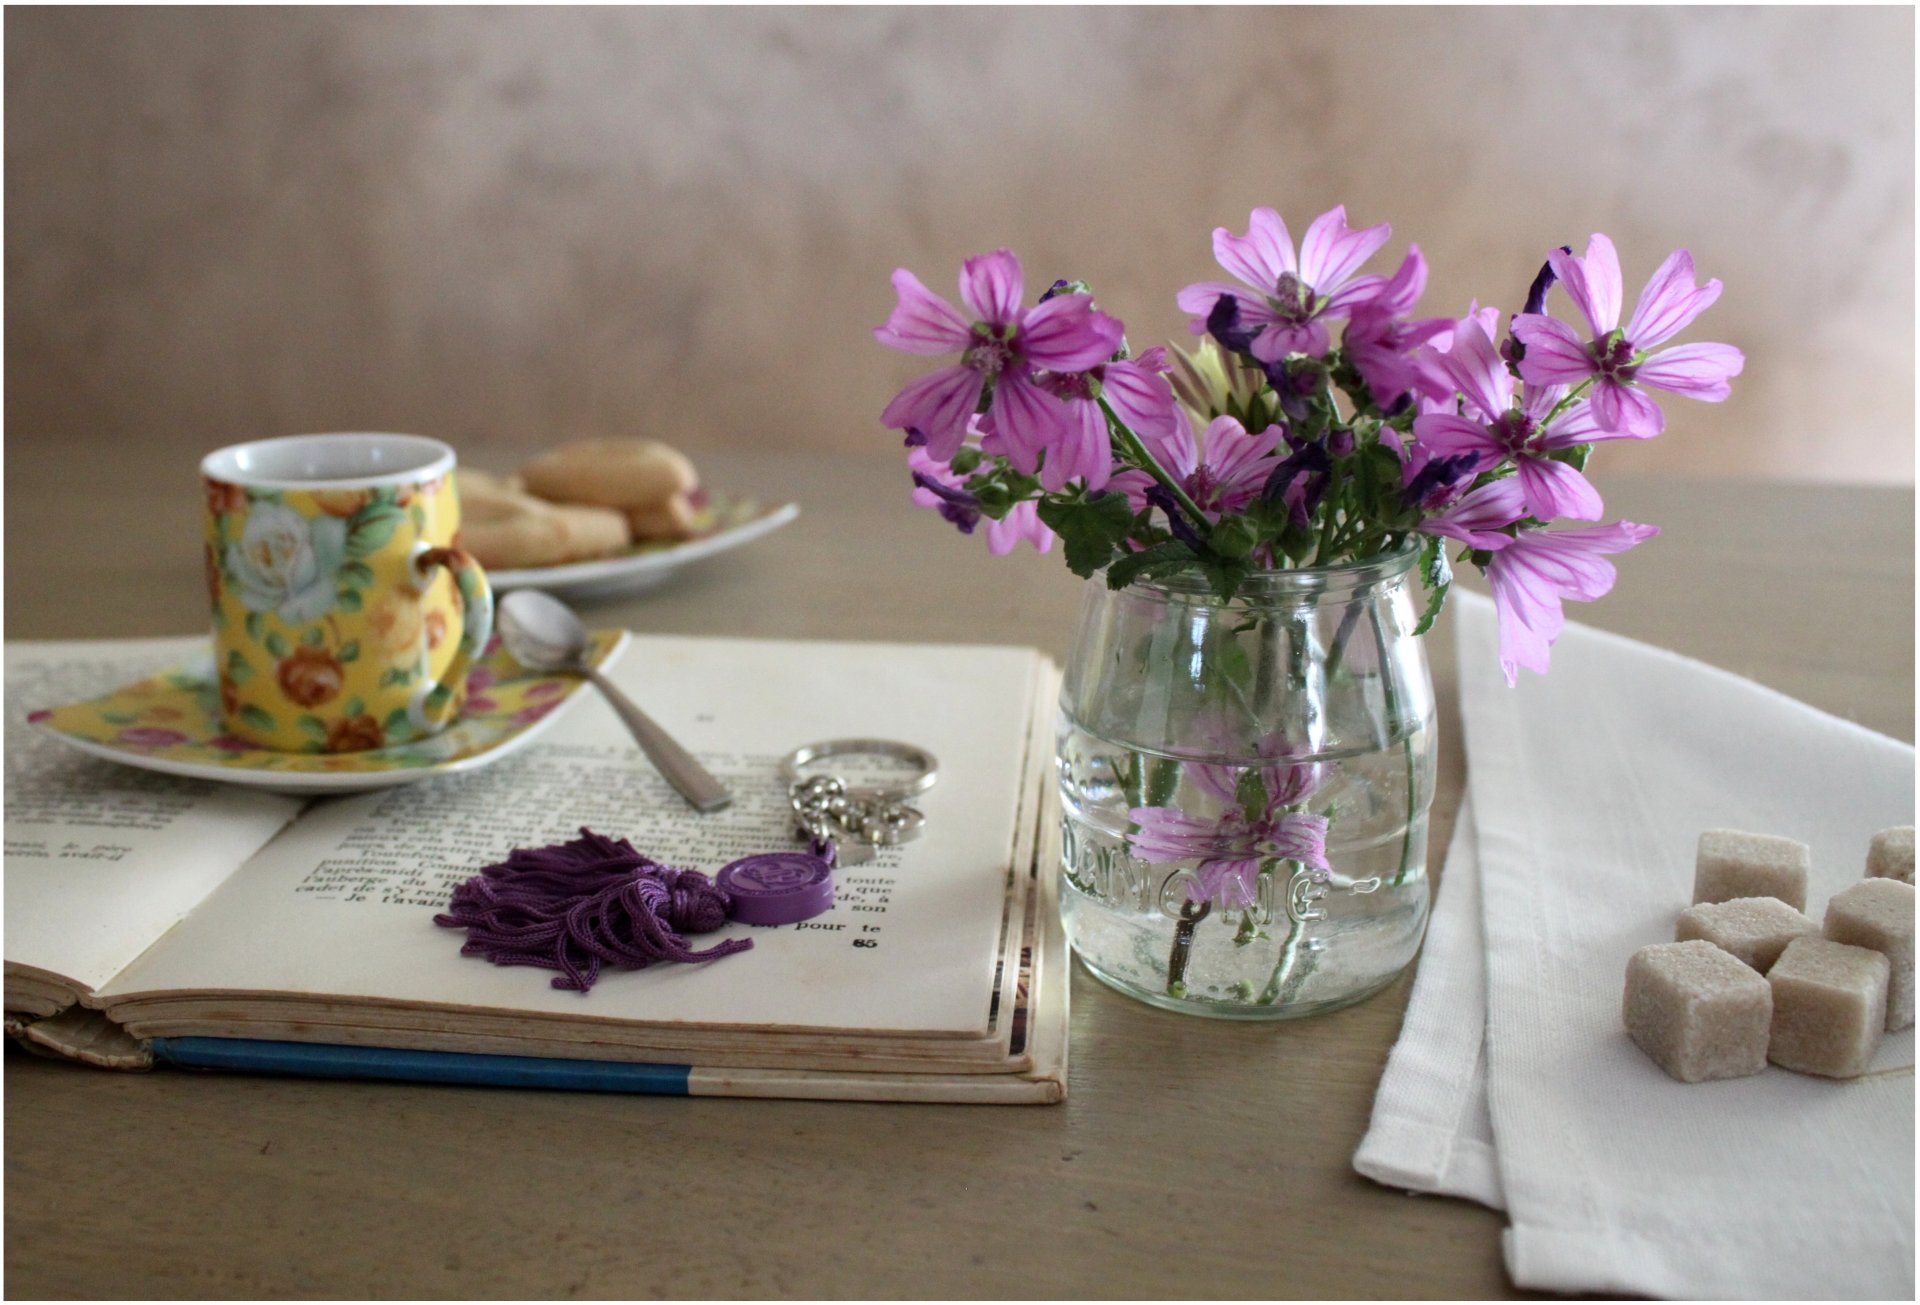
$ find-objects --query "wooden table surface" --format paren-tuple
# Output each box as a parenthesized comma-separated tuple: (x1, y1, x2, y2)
(6, 441, 1913, 1299)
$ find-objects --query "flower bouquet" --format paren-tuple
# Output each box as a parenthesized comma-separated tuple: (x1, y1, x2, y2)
(875, 207, 1741, 1016)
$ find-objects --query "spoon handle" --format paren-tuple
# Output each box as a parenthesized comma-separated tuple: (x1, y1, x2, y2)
(586, 668, 733, 813)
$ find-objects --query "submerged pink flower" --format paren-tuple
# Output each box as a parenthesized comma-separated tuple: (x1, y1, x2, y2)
(876, 250, 1124, 463)
(1509, 234, 1743, 437)
(1111, 410, 1284, 521)
(1414, 318, 1615, 521)
(1129, 795, 1330, 912)
(1177, 206, 1392, 363)
(1485, 520, 1659, 684)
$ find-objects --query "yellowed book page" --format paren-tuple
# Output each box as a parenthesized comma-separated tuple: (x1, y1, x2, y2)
(103, 636, 1041, 1038)
(4, 640, 304, 996)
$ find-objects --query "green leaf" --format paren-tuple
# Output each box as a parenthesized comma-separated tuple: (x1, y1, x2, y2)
(244, 611, 265, 642)
(341, 561, 376, 587)
(379, 666, 412, 688)
(1235, 768, 1268, 822)
(1412, 535, 1452, 637)
(1104, 540, 1194, 591)
(297, 714, 328, 739)
(336, 588, 363, 613)
(227, 661, 254, 685)
(344, 506, 406, 559)
(343, 697, 364, 719)
(338, 640, 361, 664)
(101, 711, 139, 725)
(1036, 492, 1136, 580)
(383, 707, 413, 733)
(240, 705, 276, 732)
(301, 626, 326, 647)
(1144, 758, 1181, 809)
(264, 631, 289, 658)
(424, 685, 453, 712)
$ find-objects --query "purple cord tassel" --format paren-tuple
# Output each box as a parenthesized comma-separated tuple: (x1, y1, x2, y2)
(434, 828, 753, 993)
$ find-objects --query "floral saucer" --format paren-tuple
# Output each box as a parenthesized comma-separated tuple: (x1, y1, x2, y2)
(29, 631, 628, 795)
(486, 495, 800, 601)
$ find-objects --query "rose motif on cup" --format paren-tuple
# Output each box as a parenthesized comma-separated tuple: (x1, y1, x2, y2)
(325, 714, 386, 753)
(425, 609, 449, 651)
(368, 591, 424, 656)
(226, 502, 347, 625)
(219, 672, 242, 717)
(117, 727, 189, 749)
(276, 645, 346, 708)
(203, 544, 222, 609)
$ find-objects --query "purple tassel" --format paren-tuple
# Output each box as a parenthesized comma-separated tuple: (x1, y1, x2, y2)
(434, 828, 752, 993)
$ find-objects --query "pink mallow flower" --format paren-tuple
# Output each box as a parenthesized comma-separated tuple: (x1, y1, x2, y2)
(1485, 520, 1659, 685)
(1413, 318, 1617, 521)
(1177, 205, 1391, 364)
(875, 250, 1124, 463)
(1340, 246, 1452, 409)
(1110, 410, 1285, 521)
(1035, 346, 1180, 492)
(1509, 234, 1743, 437)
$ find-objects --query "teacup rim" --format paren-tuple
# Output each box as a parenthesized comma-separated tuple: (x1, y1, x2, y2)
(201, 432, 456, 491)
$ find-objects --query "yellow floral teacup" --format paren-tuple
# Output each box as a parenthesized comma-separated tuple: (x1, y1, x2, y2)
(201, 433, 493, 753)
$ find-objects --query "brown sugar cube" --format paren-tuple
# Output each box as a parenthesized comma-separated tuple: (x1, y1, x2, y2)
(1675, 896, 1818, 972)
(1824, 878, 1915, 1031)
(1766, 937, 1889, 1078)
(1623, 941, 1772, 1083)
(1866, 826, 1914, 884)
(1693, 830, 1811, 911)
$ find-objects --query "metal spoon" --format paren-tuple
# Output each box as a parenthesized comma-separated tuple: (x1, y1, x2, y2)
(495, 589, 732, 813)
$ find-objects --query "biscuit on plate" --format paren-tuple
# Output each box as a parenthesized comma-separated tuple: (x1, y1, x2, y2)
(457, 481, 631, 569)
(519, 439, 697, 513)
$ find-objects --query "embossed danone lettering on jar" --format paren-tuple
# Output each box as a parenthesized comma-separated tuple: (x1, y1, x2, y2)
(1056, 548, 1437, 1018)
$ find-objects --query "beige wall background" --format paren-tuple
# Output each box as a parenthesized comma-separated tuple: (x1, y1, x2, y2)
(6, 6, 1913, 484)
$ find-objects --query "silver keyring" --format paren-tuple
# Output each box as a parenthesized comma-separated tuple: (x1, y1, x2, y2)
(780, 739, 938, 802)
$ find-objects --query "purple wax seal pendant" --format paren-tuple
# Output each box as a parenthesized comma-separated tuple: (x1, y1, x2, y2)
(718, 852, 835, 926)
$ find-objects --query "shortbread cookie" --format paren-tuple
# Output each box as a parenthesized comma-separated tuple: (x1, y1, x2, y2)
(519, 440, 697, 513)
(548, 503, 633, 561)
(456, 468, 526, 504)
(626, 492, 701, 541)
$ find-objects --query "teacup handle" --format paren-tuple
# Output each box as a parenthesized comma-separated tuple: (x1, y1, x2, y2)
(414, 545, 494, 729)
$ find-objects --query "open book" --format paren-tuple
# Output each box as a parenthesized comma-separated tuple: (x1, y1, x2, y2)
(5, 636, 1067, 1104)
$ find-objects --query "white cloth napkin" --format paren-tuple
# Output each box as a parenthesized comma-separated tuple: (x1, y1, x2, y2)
(1356, 590, 1915, 1299)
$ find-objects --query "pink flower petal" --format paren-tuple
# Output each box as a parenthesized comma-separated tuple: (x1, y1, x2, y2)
(1551, 234, 1622, 338)
(984, 500, 1054, 556)
(1411, 412, 1499, 460)
(1432, 317, 1515, 422)
(1516, 455, 1604, 521)
(1250, 320, 1329, 363)
(1100, 359, 1178, 442)
(1589, 378, 1665, 437)
(1633, 342, 1744, 402)
(881, 365, 986, 460)
(1624, 250, 1722, 350)
(1321, 273, 1389, 317)
(1297, 205, 1391, 294)
(873, 268, 975, 355)
(958, 250, 1023, 325)
(1018, 294, 1123, 372)
(1510, 315, 1596, 387)
(1537, 400, 1639, 448)
(1421, 478, 1527, 550)
(1212, 207, 1296, 293)
(986, 370, 1069, 474)
(1484, 521, 1658, 684)
(1040, 399, 1113, 492)
(1365, 244, 1428, 315)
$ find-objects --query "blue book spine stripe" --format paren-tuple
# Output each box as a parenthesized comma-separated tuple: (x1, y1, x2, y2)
(151, 1037, 692, 1095)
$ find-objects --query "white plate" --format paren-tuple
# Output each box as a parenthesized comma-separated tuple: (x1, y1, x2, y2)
(487, 499, 800, 601)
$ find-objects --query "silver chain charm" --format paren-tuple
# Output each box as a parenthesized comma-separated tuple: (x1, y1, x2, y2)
(788, 774, 925, 866)
(779, 739, 939, 869)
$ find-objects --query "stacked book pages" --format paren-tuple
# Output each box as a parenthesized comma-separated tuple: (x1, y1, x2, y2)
(4, 635, 1067, 1104)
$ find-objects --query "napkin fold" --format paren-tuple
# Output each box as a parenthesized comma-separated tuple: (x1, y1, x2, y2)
(1357, 591, 1915, 1299)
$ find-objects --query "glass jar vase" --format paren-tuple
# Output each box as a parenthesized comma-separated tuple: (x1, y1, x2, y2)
(1056, 545, 1437, 1018)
